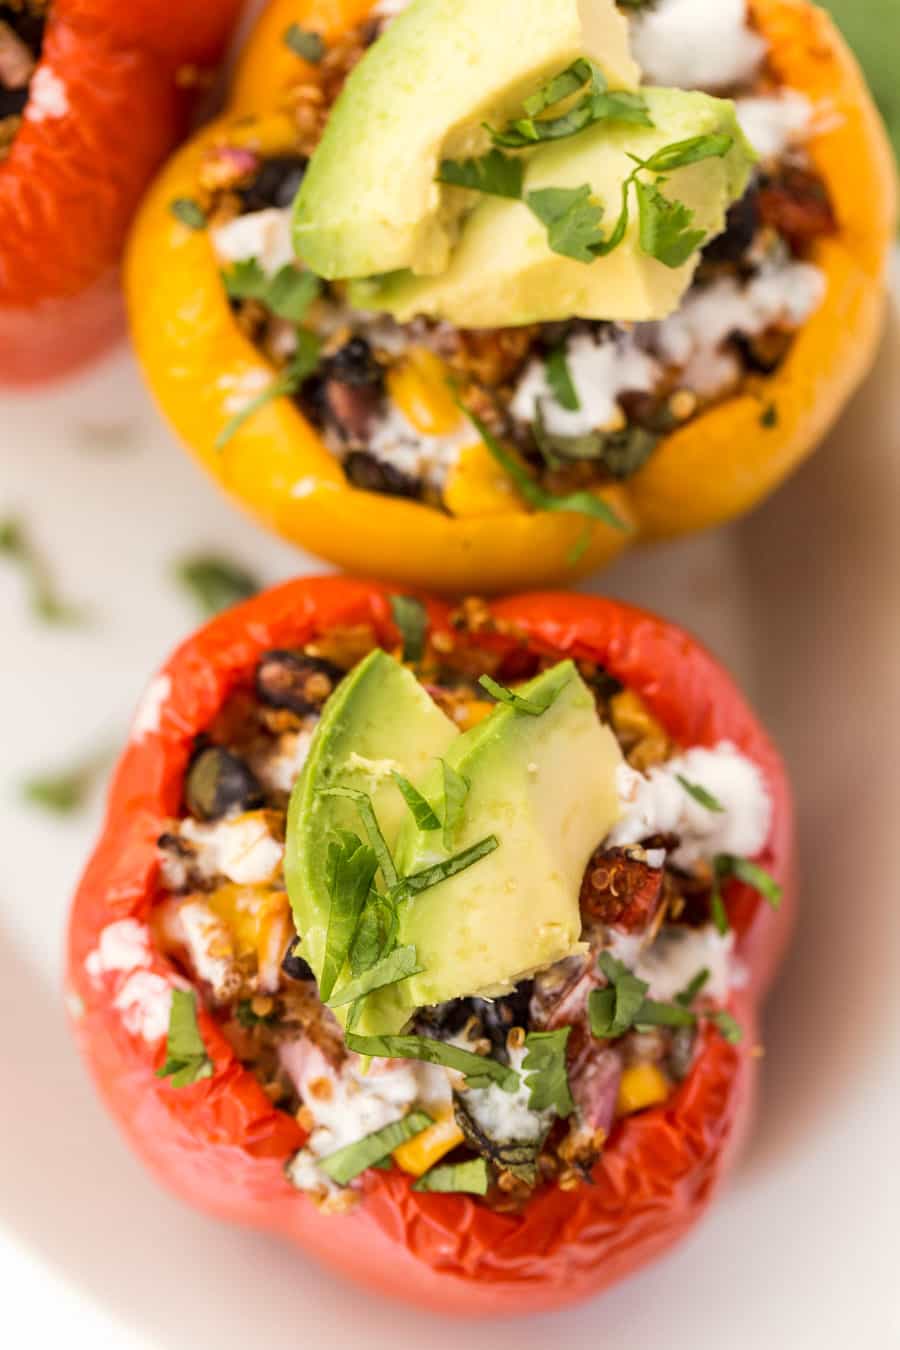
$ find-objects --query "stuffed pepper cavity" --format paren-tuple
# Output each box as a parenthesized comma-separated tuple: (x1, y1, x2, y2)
(126, 0, 894, 592)
(0, 0, 243, 386)
(67, 578, 793, 1314)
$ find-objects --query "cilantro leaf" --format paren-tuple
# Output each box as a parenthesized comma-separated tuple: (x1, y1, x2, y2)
(156, 989, 213, 1088)
(633, 998, 697, 1030)
(526, 185, 607, 262)
(223, 259, 321, 323)
(328, 944, 422, 1008)
(590, 951, 650, 1037)
(460, 406, 628, 531)
(523, 59, 595, 118)
(710, 886, 730, 936)
(640, 132, 734, 174)
(348, 893, 398, 977)
(676, 775, 725, 813)
(0, 516, 85, 625)
(389, 594, 427, 663)
(169, 197, 206, 230)
(437, 149, 523, 199)
(412, 1157, 491, 1194)
(478, 672, 565, 716)
(20, 743, 110, 815)
(676, 967, 711, 1007)
(173, 554, 259, 618)
(392, 772, 442, 831)
(319, 831, 379, 1002)
(490, 60, 650, 148)
(284, 23, 325, 63)
(715, 854, 783, 909)
(318, 787, 398, 888)
(635, 179, 707, 268)
(545, 345, 580, 412)
(441, 760, 469, 850)
(215, 330, 321, 450)
(708, 1009, 743, 1044)
(319, 1111, 432, 1184)
(522, 1028, 575, 1117)
(345, 1032, 520, 1092)
(392, 836, 499, 902)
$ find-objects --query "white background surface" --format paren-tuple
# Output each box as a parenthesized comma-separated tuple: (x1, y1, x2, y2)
(0, 251, 897, 1349)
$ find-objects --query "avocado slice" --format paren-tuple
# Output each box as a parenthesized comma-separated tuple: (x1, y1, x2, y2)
(353, 89, 755, 327)
(363, 661, 624, 1030)
(293, 0, 638, 280)
(285, 649, 458, 995)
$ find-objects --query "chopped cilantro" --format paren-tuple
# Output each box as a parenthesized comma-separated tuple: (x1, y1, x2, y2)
(761, 403, 779, 428)
(318, 787, 399, 888)
(545, 345, 580, 412)
(346, 1032, 519, 1092)
(319, 1111, 432, 1185)
(640, 132, 735, 174)
(348, 892, 398, 977)
(0, 516, 84, 625)
(215, 329, 321, 450)
(21, 745, 109, 815)
(412, 1157, 491, 1194)
(634, 179, 707, 269)
(522, 1028, 575, 1117)
(173, 554, 259, 618)
(440, 760, 469, 850)
(389, 594, 428, 663)
(327, 944, 422, 1008)
(318, 830, 379, 1002)
(392, 772, 442, 832)
(526, 184, 618, 262)
(676, 775, 725, 813)
(391, 835, 499, 903)
(633, 998, 697, 1030)
(715, 854, 783, 909)
(156, 989, 213, 1088)
(284, 23, 325, 63)
(478, 672, 564, 716)
(708, 1009, 743, 1045)
(223, 258, 322, 323)
(590, 951, 650, 1037)
(437, 149, 524, 199)
(170, 197, 206, 230)
(488, 60, 651, 149)
(676, 968, 711, 1007)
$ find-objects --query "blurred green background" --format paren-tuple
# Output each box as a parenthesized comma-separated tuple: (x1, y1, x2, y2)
(820, 0, 900, 169)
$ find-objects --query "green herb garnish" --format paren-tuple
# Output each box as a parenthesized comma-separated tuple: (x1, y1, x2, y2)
(676, 967, 711, 1007)
(222, 258, 322, 323)
(460, 405, 628, 530)
(319, 787, 398, 888)
(284, 23, 325, 62)
(346, 1032, 519, 1092)
(522, 1028, 574, 1117)
(478, 672, 563, 716)
(761, 403, 779, 428)
(20, 744, 110, 815)
(716, 854, 783, 908)
(412, 1157, 491, 1194)
(215, 330, 321, 450)
(589, 952, 650, 1038)
(676, 775, 725, 813)
(156, 989, 213, 1088)
(389, 594, 428, 663)
(392, 772, 442, 831)
(328, 944, 422, 1008)
(0, 516, 84, 624)
(173, 554, 259, 618)
(708, 1009, 742, 1045)
(634, 178, 707, 268)
(169, 197, 207, 230)
(319, 1111, 432, 1185)
(437, 149, 524, 199)
(633, 998, 697, 1030)
(319, 830, 380, 1002)
(487, 60, 651, 149)
(392, 835, 500, 902)
(545, 345, 580, 412)
(348, 893, 398, 976)
(441, 760, 469, 849)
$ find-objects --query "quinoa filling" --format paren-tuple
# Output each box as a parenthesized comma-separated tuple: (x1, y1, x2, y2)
(198, 0, 835, 508)
(0, 1, 48, 159)
(126, 602, 774, 1213)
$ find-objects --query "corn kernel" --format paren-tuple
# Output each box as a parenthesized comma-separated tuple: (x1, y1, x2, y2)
(393, 1113, 464, 1177)
(617, 1063, 671, 1116)
(387, 348, 461, 436)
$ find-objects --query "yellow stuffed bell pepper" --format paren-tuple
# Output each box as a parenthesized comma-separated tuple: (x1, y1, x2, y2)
(126, 0, 895, 594)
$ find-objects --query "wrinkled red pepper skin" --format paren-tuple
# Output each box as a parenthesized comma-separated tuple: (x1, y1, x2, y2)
(0, 0, 242, 387)
(66, 578, 794, 1316)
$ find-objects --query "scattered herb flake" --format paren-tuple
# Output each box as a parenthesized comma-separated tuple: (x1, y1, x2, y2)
(328, 944, 423, 1008)
(413, 1157, 491, 1195)
(761, 403, 779, 428)
(708, 1009, 743, 1044)
(676, 967, 711, 1007)
(346, 1032, 519, 1092)
(715, 854, 783, 909)
(478, 672, 564, 717)
(169, 197, 207, 230)
(319, 787, 398, 888)
(0, 516, 84, 625)
(348, 893, 398, 977)
(284, 23, 325, 63)
(545, 345, 580, 412)
(319, 830, 379, 1002)
(440, 760, 469, 850)
(222, 258, 321, 323)
(522, 1028, 575, 1117)
(634, 178, 707, 268)
(392, 771, 441, 831)
(633, 998, 697, 1030)
(676, 775, 725, 813)
(319, 1111, 432, 1185)
(173, 555, 259, 618)
(389, 594, 427, 663)
(437, 149, 524, 199)
(20, 745, 110, 815)
(215, 330, 321, 450)
(156, 989, 213, 1088)
(392, 835, 499, 902)
(567, 525, 593, 567)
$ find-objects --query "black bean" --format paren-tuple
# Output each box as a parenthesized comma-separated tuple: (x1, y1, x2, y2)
(702, 186, 760, 264)
(415, 983, 534, 1064)
(184, 746, 264, 821)
(324, 337, 384, 389)
(282, 943, 316, 982)
(255, 650, 343, 715)
(1, 5, 46, 54)
(239, 154, 309, 212)
(0, 88, 27, 119)
(344, 451, 422, 500)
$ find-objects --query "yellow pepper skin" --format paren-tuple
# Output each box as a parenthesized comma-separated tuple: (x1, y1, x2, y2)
(126, 0, 896, 593)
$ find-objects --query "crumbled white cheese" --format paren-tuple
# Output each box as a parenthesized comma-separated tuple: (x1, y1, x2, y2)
(171, 901, 238, 1001)
(373, 0, 411, 19)
(510, 333, 661, 437)
(462, 1046, 549, 1144)
(218, 368, 273, 415)
(113, 972, 173, 1042)
(630, 0, 766, 92)
(364, 406, 475, 489)
(250, 728, 315, 795)
(211, 208, 295, 277)
(132, 674, 171, 740)
(26, 66, 68, 122)
(85, 919, 152, 981)
(283, 1041, 438, 1192)
(609, 924, 735, 1002)
(609, 741, 772, 870)
(65, 989, 85, 1020)
(177, 813, 284, 886)
(644, 256, 827, 399)
(736, 91, 815, 161)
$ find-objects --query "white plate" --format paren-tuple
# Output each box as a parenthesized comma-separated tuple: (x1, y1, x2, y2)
(1, 266, 899, 1349)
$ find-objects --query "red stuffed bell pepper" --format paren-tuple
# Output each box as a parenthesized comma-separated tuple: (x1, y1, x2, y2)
(0, 0, 242, 386)
(66, 578, 794, 1316)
